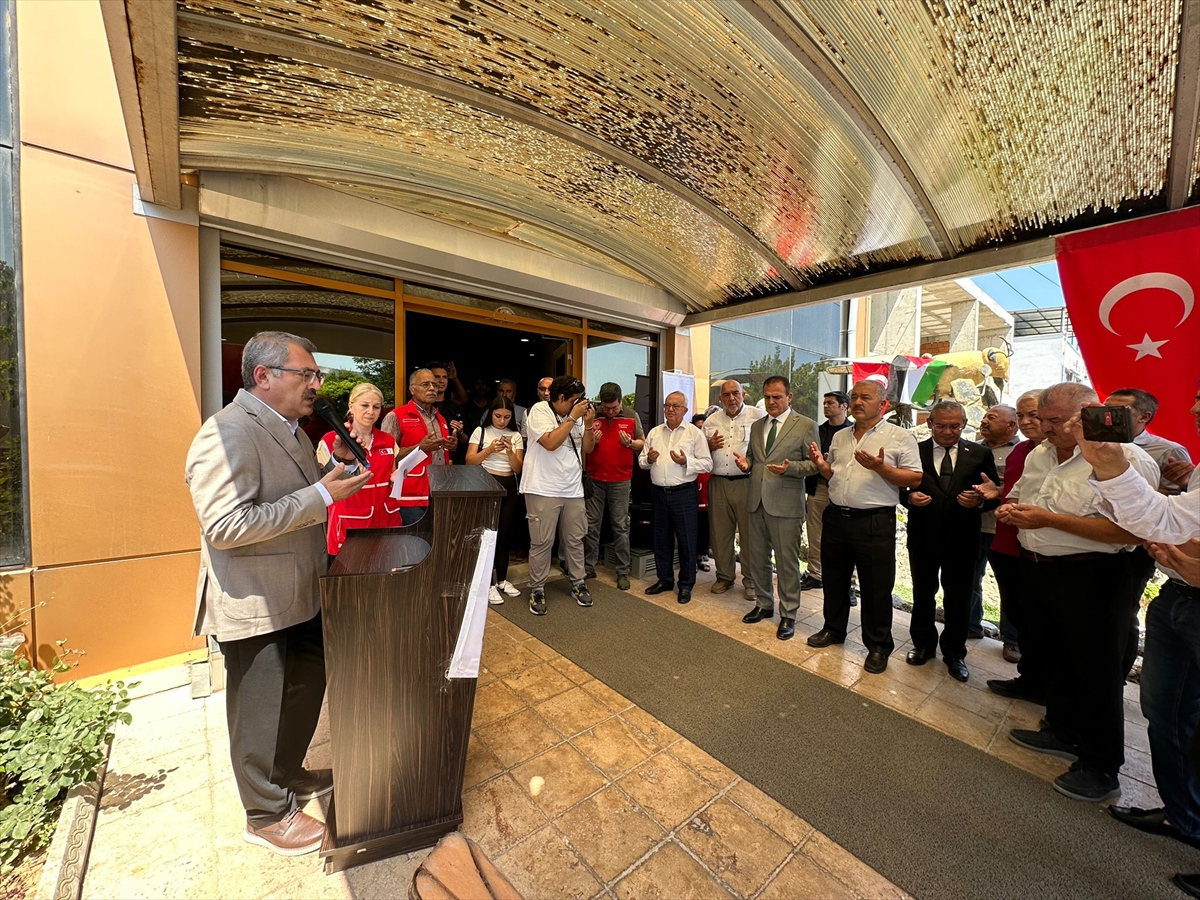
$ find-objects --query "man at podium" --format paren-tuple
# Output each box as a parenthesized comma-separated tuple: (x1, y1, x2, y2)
(186, 331, 371, 857)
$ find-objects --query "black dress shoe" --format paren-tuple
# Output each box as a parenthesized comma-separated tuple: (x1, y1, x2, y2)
(777, 618, 795, 640)
(742, 606, 774, 624)
(1110, 806, 1200, 849)
(1175, 874, 1200, 899)
(986, 677, 1046, 704)
(1108, 805, 1173, 835)
(864, 651, 889, 674)
(677, 589, 692, 604)
(806, 628, 844, 648)
(946, 658, 969, 682)
(906, 647, 935, 666)
(645, 581, 673, 595)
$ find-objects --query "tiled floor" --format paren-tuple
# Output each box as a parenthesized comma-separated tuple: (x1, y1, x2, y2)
(575, 561, 1162, 809)
(80, 559, 1157, 899)
(81, 607, 910, 899)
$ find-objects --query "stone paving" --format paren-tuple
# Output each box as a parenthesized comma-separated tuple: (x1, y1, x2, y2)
(79, 560, 1157, 899)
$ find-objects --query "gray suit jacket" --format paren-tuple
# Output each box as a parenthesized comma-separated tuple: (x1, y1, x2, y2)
(747, 412, 819, 518)
(186, 389, 331, 642)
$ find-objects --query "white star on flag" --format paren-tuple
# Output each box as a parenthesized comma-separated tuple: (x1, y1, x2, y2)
(1126, 333, 1169, 361)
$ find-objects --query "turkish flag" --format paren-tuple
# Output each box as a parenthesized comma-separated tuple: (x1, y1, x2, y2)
(1056, 208, 1200, 459)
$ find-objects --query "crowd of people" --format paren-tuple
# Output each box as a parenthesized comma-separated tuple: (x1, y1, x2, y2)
(186, 330, 1199, 888)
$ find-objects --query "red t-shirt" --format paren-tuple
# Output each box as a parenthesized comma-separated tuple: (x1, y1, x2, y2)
(587, 412, 643, 483)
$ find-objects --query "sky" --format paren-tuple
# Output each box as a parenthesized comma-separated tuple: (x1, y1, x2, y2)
(969, 262, 1066, 311)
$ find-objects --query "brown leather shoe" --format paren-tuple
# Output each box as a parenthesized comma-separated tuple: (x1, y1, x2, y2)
(711, 579, 732, 594)
(243, 809, 325, 856)
(1002, 642, 1022, 664)
(291, 768, 333, 802)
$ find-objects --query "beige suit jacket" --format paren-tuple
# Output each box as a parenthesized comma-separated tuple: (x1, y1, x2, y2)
(185, 389, 330, 642)
(746, 412, 819, 518)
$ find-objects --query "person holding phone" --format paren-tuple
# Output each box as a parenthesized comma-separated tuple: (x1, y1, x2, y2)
(994, 383, 1159, 803)
(385, 368, 453, 525)
(467, 397, 524, 604)
(584, 382, 645, 590)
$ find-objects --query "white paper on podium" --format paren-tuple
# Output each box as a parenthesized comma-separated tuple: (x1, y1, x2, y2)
(389, 449, 428, 499)
(447, 529, 497, 679)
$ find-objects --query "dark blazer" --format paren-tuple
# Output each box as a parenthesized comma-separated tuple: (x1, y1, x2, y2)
(901, 438, 999, 551)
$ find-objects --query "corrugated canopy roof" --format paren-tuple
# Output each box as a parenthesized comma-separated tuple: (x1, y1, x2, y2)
(106, 0, 1200, 319)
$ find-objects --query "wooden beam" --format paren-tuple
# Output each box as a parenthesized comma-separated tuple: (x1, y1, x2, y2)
(100, 0, 180, 208)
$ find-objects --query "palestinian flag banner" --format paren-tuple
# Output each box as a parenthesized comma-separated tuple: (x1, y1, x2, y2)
(889, 356, 948, 408)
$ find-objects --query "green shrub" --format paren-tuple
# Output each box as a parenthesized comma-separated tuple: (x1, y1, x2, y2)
(0, 643, 131, 872)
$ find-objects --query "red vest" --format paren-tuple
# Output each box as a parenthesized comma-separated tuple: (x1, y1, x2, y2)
(990, 439, 1038, 557)
(392, 400, 451, 507)
(320, 429, 402, 555)
(587, 415, 639, 483)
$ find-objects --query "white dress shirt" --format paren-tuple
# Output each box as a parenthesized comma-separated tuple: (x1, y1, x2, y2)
(639, 422, 713, 487)
(1010, 442, 1160, 556)
(703, 404, 765, 476)
(933, 443, 959, 471)
(1091, 463, 1200, 582)
(980, 437, 1020, 534)
(826, 420, 922, 509)
(759, 408, 792, 452)
(1134, 430, 1193, 493)
(246, 391, 347, 507)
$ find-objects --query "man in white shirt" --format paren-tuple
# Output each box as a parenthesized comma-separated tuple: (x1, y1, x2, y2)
(639, 391, 713, 604)
(736, 376, 819, 640)
(1078, 390, 1200, 862)
(703, 380, 764, 599)
(520, 375, 597, 615)
(807, 380, 923, 674)
(997, 382, 1159, 803)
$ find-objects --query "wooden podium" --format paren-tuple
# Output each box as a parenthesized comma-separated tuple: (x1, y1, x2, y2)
(318, 466, 503, 873)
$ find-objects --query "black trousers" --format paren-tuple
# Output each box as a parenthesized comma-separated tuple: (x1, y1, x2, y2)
(492, 473, 518, 583)
(1025, 552, 1135, 775)
(217, 612, 327, 825)
(1013, 556, 1049, 689)
(909, 542, 976, 661)
(821, 505, 897, 654)
(651, 482, 699, 590)
(988, 548, 1022, 647)
(1122, 546, 1157, 678)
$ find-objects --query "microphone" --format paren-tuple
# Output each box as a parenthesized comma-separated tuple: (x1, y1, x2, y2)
(312, 397, 371, 469)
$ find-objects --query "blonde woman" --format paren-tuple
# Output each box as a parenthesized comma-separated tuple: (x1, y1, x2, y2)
(316, 383, 401, 555)
(467, 397, 524, 604)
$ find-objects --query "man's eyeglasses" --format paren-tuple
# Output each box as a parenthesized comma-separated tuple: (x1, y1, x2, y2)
(663, 403, 687, 410)
(413, 381, 438, 389)
(271, 366, 326, 385)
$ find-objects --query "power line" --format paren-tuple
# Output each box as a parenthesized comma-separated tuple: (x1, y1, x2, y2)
(992, 270, 1041, 310)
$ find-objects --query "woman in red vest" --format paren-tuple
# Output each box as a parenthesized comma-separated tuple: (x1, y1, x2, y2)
(317, 382, 401, 556)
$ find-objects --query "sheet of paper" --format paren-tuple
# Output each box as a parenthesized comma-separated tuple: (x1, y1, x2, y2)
(389, 449, 428, 499)
(447, 529, 497, 679)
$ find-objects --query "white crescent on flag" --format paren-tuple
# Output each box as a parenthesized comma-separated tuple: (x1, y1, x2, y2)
(1098, 272, 1194, 334)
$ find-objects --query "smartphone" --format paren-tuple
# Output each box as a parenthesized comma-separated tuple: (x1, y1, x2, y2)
(1081, 405, 1135, 442)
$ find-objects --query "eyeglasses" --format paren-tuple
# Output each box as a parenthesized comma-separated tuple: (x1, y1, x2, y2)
(271, 366, 325, 385)
(663, 403, 687, 410)
(413, 381, 438, 389)
(932, 422, 964, 431)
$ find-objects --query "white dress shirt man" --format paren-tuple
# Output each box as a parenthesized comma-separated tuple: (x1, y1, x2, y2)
(998, 382, 1159, 805)
(703, 379, 764, 598)
(807, 380, 922, 674)
(639, 391, 713, 603)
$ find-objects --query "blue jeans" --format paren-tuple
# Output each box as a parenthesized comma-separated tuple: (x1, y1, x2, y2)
(1140, 581, 1200, 839)
(400, 506, 426, 526)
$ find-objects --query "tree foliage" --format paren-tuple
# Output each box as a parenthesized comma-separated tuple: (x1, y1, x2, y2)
(743, 347, 822, 418)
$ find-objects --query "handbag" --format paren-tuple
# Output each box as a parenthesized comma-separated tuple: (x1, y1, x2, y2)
(567, 429, 595, 500)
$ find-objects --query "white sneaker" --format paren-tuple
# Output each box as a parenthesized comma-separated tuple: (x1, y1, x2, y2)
(497, 580, 521, 597)
(488, 586, 505, 606)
